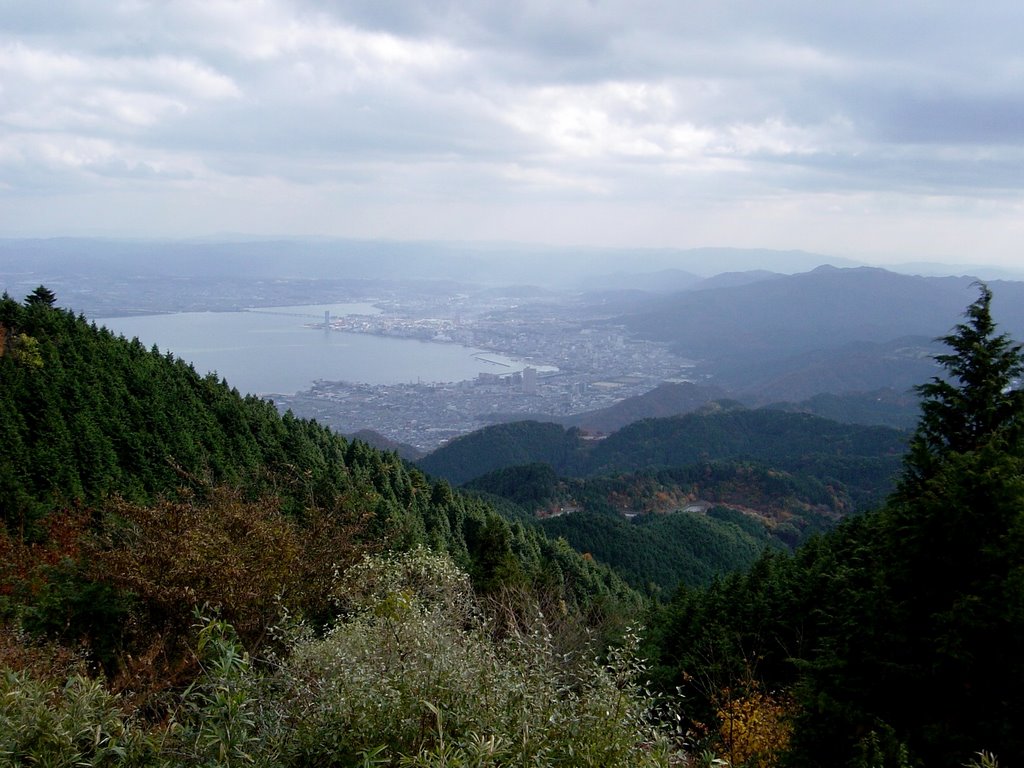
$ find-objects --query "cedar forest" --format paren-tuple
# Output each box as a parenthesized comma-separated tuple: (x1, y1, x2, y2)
(0, 283, 1021, 767)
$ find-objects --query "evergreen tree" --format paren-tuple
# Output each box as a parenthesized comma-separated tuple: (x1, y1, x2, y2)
(795, 283, 1024, 767)
(646, 286, 1024, 768)
(25, 285, 57, 308)
(902, 282, 1024, 491)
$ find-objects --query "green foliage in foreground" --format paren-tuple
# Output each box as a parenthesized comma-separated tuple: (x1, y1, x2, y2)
(1, 550, 676, 767)
(0, 670, 155, 766)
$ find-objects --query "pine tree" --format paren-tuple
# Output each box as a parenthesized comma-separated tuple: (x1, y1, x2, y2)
(24, 285, 57, 308)
(902, 282, 1024, 492)
(878, 282, 1024, 766)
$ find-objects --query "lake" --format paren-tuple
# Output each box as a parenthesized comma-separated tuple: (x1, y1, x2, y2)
(96, 303, 530, 396)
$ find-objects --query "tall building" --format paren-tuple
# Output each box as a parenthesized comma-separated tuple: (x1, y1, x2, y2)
(522, 366, 537, 394)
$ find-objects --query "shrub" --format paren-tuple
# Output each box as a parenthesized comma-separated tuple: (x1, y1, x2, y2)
(715, 682, 793, 768)
(160, 617, 281, 768)
(277, 548, 675, 767)
(0, 669, 155, 766)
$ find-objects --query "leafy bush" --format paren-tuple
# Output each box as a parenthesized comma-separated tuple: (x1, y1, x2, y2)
(0, 669, 155, 766)
(277, 548, 675, 767)
(714, 683, 793, 768)
(161, 617, 280, 768)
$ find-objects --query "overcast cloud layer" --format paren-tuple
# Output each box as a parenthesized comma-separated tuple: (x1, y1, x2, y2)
(2, 1, 1024, 266)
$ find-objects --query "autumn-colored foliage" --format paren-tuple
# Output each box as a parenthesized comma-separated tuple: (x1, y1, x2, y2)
(0, 508, 91, 597)
(91, 487, 369, 649)
(715, 683, 793, 768)
(0, 623, 86, 682)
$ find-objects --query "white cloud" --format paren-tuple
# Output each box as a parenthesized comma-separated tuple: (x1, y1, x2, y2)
(0, 41, 240, 134)
(2, 0, 1024, 266)
(501, 81, 717, 165)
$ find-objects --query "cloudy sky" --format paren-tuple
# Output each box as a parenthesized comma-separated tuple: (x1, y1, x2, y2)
(2, 1, 1024, 267)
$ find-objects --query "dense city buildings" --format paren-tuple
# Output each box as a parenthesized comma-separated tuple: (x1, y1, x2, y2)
(271, 291, 695, 451)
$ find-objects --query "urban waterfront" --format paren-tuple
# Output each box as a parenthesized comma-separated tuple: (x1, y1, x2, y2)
(96, 303, 533, 396)
(98, 290, 697, 452)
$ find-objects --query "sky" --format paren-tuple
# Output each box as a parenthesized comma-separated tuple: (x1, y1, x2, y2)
(2, 1, 1024, 269)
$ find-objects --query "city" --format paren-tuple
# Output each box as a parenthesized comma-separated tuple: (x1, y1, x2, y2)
(271, 290, 697, 451)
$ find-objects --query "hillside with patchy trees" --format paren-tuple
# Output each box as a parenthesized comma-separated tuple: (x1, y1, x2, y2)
(465, 461, 845, 593)
(423, 398, 908, 600)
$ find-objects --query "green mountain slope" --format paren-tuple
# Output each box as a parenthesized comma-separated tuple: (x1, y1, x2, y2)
(587, 408, 905, 507)
(467, 461, 845, 592)
(420, 406, 907, 510)
(540, 508, 770, 594)
(0, 291, 641, 661)
(417, 420, 582, 485)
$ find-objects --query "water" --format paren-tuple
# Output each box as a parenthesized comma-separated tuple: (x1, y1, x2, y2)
(96, 303, 530, 396)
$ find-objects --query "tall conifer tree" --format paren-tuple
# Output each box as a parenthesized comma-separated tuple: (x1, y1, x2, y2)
(901, 282, 1024, 491)
(879, 282, 1024, 765)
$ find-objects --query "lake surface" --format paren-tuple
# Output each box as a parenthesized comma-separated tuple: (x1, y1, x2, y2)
(96, 303, 529, 396)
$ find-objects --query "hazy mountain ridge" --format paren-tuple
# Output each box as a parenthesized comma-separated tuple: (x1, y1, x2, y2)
(0, 238, 853, 282)
(620, 266, 1024, 397)
(552, 379, 921, 433)
(560, 381, 728, 433)
(625, 266, 976, 356)
(764, 387, 922, 430)
(725, 336, 942, 402)
(690, 269, 784, 291)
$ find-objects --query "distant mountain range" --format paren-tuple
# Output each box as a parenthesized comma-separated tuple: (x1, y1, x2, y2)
(617, 265, 1024, 399)
(7, 238, 1024, 413)
(554, 381, 920, 433)
(0, 238, 854, 285)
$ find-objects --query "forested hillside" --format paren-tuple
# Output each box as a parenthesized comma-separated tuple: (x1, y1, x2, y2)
(420, 405, 907, 510)
(421, 400, 907, 600)
(584, 408, 905, 508)
(467, 461, 845, 593)
(0, 288, 668, 766)
(417, 420, 582, 485)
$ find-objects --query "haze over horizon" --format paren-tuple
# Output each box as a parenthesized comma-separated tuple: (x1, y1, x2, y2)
(3, 2, 1024, 271)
